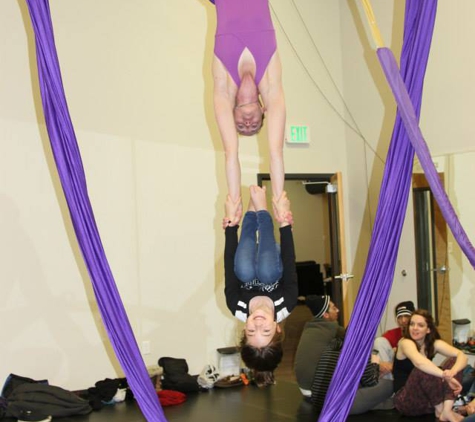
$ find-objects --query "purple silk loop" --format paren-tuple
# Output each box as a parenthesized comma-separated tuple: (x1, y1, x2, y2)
(376, 47, 475, 267)
(319, 1, 438, 421)
(24, 1, 166, 421)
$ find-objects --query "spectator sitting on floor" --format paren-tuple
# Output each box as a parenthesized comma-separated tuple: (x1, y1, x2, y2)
(294, 295, 345, 397)
(393, 309, 467, 422)
(310, 337, 394, 414)
(457, 366, 475, 418)
(373, 300, 415, 380)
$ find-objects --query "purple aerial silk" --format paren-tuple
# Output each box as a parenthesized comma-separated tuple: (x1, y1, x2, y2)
(377, 48, 475, 266)
(24, 1, 166, 421)
(319, 1, 438, 421)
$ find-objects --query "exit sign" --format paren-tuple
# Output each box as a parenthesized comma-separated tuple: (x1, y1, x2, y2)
(287, 125, 310, 144)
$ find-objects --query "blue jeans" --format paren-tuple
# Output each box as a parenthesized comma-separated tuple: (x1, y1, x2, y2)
(234, 211, 283, 285)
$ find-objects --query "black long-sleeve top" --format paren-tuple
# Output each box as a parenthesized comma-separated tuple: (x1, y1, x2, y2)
(224, 225, 298, 323)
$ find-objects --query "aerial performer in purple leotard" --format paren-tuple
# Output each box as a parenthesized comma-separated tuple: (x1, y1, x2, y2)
(211, 0, 287, 225)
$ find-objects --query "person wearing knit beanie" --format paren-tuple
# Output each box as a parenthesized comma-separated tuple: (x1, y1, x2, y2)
(305, 295, 339, 321)
(294, 295, 344, 397)
(372, 300, 416, 385)
(395, 301, 415, 320)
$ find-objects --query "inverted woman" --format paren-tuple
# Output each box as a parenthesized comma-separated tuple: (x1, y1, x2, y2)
(223, 186, 297, 387)
(211, 0, 286, 223)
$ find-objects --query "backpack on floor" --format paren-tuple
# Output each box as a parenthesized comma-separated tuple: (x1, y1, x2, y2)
(5, 383, 92, 419)
(158, 357, 199, 393)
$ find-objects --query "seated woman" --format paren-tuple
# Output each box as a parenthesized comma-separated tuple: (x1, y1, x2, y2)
(393, 309, 468, 422)
(223, 185, 297, 387)
(211, 0, 286, 222)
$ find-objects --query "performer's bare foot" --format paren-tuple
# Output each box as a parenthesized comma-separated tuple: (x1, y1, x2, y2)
(249, 185, 268, 211)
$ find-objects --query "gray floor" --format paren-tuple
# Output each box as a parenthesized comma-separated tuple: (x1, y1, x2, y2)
(6, 381, 435, 422)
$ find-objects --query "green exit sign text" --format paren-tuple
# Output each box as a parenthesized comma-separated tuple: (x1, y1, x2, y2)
(287, 125, 310, 144)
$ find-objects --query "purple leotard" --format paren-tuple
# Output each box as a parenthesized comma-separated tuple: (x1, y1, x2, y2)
(213, 0, 277, 87)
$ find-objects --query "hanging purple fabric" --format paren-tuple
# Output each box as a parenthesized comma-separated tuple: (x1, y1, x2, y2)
(24, 1, 166, 421)
(319, 1, 438, 421)
(377, 48, 475, 266)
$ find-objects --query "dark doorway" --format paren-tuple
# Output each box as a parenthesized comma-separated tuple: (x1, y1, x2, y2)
(412, 173, 452, 342)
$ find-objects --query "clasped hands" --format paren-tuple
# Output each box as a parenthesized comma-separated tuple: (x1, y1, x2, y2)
(223, 186, 293, 229)
(441, 369, 462, 395)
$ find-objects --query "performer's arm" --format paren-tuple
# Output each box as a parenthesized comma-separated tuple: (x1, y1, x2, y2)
(260, 53, 286, 204)
(276, 192, 297, 311)
(213, 57, 241, 205)
(224, 225, 241, 314)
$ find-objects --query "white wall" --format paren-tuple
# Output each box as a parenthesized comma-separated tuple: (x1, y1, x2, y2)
(2, 0, 473, 391)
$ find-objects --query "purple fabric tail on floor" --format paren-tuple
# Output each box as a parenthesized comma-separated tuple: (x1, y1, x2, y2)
(24, 1, 166, 421)
(319, 1, 438, 421)
(377, 48, 475, 266)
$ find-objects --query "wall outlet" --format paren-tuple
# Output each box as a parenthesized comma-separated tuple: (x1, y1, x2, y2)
(142, 340, 151, 355)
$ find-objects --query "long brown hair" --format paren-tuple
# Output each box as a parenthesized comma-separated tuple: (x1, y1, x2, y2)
(403, 309, 441, 359)
(239, 329, 283, 387)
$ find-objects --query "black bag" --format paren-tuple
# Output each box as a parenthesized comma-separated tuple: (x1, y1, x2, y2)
(1, 374, 48, 399)
(158, 357, 199, 393)
(5, 383, 92, 418)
